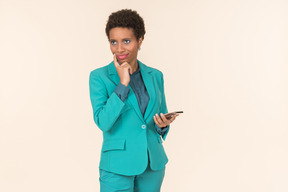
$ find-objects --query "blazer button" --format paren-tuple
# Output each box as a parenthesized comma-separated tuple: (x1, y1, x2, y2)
(141, 124, 147, 129)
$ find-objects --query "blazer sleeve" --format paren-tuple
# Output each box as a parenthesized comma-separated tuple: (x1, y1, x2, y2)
(158, 72, 170, 140)
(89, 71, 126, 132)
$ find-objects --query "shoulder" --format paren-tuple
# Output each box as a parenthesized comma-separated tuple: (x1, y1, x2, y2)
(90, 64, 109, 76)
(140, 61, 164, 78)
(89, 62, 113, 79)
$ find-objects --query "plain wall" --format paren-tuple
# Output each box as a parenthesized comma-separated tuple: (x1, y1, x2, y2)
(1, 0, 288, 191)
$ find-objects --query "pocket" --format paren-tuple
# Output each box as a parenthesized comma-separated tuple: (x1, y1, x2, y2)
(101, 139, 126, 152)
(99, 169, 114, 180)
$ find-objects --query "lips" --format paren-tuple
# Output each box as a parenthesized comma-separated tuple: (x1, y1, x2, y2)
(117, 54, 128, 60)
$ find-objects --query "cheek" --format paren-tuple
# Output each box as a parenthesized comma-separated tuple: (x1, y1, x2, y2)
(110, 46, 116, 53)
(128, 44, 138, 53)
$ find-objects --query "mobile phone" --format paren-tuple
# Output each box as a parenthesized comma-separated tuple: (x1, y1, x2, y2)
(164, 111, 183, 120)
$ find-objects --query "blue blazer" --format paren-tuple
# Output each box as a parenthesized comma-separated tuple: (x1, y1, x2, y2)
(89, 60, 169, 176)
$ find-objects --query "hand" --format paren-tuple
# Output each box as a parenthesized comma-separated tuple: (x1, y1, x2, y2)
(113, 54, 132, 86)
(153, 113, 179, 128)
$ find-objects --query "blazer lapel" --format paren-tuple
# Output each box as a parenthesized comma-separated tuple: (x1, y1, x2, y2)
(126, 85, 145, 122)
(138, 61, 156, 121)
(108, 61, 120, 85)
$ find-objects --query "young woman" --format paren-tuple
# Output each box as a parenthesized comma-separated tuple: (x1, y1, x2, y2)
(89, 9, 179, 192)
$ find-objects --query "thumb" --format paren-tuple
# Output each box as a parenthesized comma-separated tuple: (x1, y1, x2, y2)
(113, 54, 120, 67)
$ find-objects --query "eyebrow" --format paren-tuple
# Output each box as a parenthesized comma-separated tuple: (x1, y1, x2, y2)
(110, 38, 132, 41)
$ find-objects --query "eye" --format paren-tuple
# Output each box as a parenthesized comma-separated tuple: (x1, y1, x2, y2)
(124, 39, 131, 44)
(110, 40, 117, 45)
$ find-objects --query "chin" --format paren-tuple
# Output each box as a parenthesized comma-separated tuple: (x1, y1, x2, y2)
(119, 59, 129, 65)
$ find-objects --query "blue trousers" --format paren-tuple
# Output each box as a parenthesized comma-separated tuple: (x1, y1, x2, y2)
(99, 162, 165, 192)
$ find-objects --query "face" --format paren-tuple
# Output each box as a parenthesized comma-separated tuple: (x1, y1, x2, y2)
(109, 27, 142, 65)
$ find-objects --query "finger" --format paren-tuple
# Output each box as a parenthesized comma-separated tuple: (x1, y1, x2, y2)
(154, 114, 163, 126)
(160, 113, 168, 123)
(113, 54, 120, 67)
(155, 113, 165, 127)
(153, 115, 161, 127)
(162, 113, 175, 126)
(120, 62, 131, 67)
(164, 112, 175, 121)
(169, 114, 179, 123)
(169, 116, 176, 122)
(121, 63, 133, 74)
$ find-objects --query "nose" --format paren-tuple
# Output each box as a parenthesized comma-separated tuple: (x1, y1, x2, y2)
(116, 43, 124, 53)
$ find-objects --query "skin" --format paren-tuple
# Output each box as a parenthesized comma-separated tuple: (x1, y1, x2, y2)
(109, 27, 178, 128)
(109, 27, 142, 86)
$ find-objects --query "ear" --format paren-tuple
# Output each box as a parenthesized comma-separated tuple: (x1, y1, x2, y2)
(138, 37, 143, 47)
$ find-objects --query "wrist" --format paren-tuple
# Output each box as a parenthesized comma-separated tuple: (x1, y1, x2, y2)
(120, 81, 129, 87)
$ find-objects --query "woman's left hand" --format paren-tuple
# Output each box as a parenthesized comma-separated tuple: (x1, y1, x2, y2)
(153, 113, 179, 128)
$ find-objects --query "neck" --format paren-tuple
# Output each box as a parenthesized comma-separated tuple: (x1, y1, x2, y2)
(130, 59, 139, 74)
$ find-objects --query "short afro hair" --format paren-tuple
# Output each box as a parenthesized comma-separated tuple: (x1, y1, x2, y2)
(105, 9, 145, 41)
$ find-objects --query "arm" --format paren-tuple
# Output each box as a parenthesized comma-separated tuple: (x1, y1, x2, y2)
(153, 72, 179, 140)
(155, 124, 169, 137)
(89, 71, 128, 132)
(89, 55, 133, 132)
(158, 73, 170, 140)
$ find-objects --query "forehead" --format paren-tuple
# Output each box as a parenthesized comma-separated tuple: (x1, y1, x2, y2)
(109, 27, 136, 40)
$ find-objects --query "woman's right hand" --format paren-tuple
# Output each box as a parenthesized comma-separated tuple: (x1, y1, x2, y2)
(113, 54, 132, 87)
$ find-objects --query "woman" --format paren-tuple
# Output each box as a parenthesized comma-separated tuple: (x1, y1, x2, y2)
(89, 9, 179, 192)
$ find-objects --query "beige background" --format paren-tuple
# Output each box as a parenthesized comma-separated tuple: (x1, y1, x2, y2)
(1, 0, 288, 191)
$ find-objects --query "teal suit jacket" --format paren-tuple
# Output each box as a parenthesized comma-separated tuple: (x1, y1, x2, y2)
(89, 60, 169, 176)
